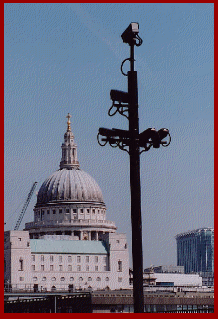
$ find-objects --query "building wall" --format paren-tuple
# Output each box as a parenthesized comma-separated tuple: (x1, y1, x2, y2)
(176, 228, 214, 274)
(155, 273, 202, 287)
(4, 230, 130, 291)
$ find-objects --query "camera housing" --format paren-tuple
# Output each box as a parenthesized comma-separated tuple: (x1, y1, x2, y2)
(121, 22, 139, 44)
(110, 90, 129, 104)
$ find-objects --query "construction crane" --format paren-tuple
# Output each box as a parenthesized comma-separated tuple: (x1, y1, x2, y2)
(14, 182, 37, 230)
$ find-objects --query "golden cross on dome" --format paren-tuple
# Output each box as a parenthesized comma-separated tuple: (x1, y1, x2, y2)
(66, 113, 72, 131)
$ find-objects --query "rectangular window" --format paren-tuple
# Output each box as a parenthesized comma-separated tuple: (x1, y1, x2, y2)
(68, 256, 72, 262)
(103, 256, 107, 264)
(77, 265, 81, 271)
(47, 210, 50, 214)
(53, 210, 56, 214)
(118, 261, 122, 272)
(32, 265, 35, 271)
(59, 209, 62, 214)
(95, 256, 98, 263)
(41, 255, 44, 262)
(59, 265, 63, 271)
(50, 255, 54, 262)
(86, 256, 89, 263)
(86, 265, 89, 271)
(77, 256, 81, 263)
(95, 266, 98, 271)
(41, 265, 44, 271)
(32, 255, 35, 262)
(66, 209, 70, 214)
(19, 259, 24, 271)
(59, 256, 62, 263)
(50, 265, 54, 271)
(68, 265, 72, 271)
(87, 209, 90, 214)
(118, 277, 122, 282)
(73, 209, 77, 214)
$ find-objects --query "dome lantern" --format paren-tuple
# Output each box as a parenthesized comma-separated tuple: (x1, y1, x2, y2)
(60, 113, 80, 170)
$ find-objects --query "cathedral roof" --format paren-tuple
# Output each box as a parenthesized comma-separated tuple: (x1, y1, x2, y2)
(30, 239, 108, 254)
(36, 114, 104, 206)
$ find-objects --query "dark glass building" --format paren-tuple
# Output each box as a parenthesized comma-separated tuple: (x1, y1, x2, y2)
(176, 228, 214, 275)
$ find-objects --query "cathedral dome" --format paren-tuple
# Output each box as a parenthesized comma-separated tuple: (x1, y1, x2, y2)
(36, 168, 104, 206)
(36, 113, 104, 207)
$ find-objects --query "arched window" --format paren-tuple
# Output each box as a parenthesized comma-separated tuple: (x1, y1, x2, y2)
(96, 277, 101, 281)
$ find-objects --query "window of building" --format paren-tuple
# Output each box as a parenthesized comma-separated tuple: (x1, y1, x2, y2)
(103, 256, 107, 264)
(95, 266, 98, 271)
(32, 255, 35, 262)
(77, 265, 81, 271)
(105, 277, 109, 281)
(124, 243, 127, 249)
(59, 209, 62, 214)
(86, 256, 89, 263)
(18, 238, 21, 241)
(51, 277, 56, 281)
(41, 265, 44, 271)
(33, 277, 37, 281)
(19, 258, 23, 271)
(60, 277, 65, 281)
(118, 277, 122, 282)
(87, 209, 90, 214)
(68, 265, 72, 271)
(86, 265, 89, 271)
(20, 277, 24, 281)
(68, 256, 72, 263)
(59, 265, 63, 271)
(77, 256, 81, 263)
(50, 255, 54, 262)
(32, 265, 35, 271)
(53, 210, 56, 214)
(66, 209, 70, 214)
(95, 256, 98, 263)
(59, 256, 62, 263)
(47, 210, 50, 214)
(81, 209, 83, 214)
(96, 277, 101, 281)
(41, 255, 44, 262)
(50, 265, 54, 271)
(79, 277, 83, 282)
(27, 242, 30, 247)
(70, 277, 74, 281)
(73, 209, 77, 214)
(92, 209, 95, 214)
(116, 240, 120, 244)
(42, 277, 46, 281)
(118, 261, 122, 272)
(88, 277, 92, 281)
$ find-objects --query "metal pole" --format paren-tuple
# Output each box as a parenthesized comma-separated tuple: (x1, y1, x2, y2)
(128, 43, 144, 313)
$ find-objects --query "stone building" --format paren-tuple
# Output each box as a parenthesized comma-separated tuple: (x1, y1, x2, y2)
(4, 114, 130, 292)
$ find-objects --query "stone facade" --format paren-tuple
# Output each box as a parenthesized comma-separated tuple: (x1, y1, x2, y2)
(4, 114, 130, 292)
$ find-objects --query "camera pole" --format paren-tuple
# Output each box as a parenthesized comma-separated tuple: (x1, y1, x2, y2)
(128, 40, 144, 314)
(97, 23, 171, 313)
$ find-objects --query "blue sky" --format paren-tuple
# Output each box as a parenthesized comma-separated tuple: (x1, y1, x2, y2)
(4, 3, 214, 268)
